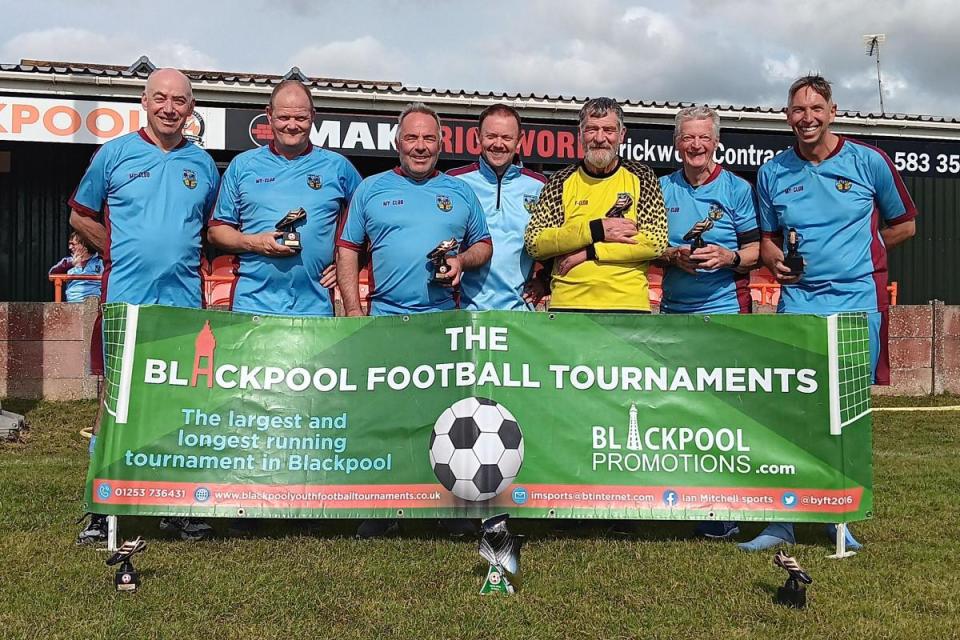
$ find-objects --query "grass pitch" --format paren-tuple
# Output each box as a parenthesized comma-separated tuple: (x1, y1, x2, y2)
(1, 396, 958, 640)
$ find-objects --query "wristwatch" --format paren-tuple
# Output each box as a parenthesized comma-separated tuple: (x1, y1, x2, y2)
(730, 251, 742, 268)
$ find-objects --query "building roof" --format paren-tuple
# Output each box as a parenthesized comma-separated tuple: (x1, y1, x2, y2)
(2, 56, 960, 136)
(8, 58, 403, 90)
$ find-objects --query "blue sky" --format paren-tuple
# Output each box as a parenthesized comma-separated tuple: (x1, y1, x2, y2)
(2, 0, 957, 116)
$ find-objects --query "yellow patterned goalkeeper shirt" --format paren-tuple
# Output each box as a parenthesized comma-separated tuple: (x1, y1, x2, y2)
(524, 158, 668, 311)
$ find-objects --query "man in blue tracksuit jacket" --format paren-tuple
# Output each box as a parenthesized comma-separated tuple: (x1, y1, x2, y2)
(448, 104, 547, 310)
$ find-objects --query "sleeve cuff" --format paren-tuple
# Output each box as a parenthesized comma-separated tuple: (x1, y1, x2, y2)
(887, 209, 918, 226)
(585, 244, 598, 261)
(589, 219, 605, 242)
(463, 236, 493, 250)
(336, 239, 363, 251)
(68, 198, 100, 218)
(207, 219, 239, 229)
(737, 228, 761, 245)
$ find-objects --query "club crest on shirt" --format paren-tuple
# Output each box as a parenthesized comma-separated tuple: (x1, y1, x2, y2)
(436, 195, 453, 212)
(182, 169, 197, 189)
(307, 174, 323, 190)
(835, 178, 853, 192)
(523, 194, 538, 213)
(708, 204, 725, 220)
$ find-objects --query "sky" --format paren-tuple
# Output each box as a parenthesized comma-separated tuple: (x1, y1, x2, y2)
(2, 0, 958, 117)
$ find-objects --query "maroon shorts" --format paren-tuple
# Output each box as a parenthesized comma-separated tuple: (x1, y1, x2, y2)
(90, 311, 104, 376)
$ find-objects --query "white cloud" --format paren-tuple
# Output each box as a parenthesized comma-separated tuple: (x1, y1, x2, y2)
(289, 36, 408, 83)
(1, 2, 959, 116)
(1, 27, 216, 70)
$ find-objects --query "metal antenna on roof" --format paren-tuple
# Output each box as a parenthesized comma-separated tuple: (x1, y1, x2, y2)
(127, 55, 157, 74)
(862, 34, 886, 115)
(283, 66, 309, 82)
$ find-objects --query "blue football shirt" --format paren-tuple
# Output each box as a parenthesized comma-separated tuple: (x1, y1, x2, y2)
(69, 129, 219, 308)
(337, 168, 491, 316)
(448, 157, 546, 311)
(211, 143, 362, 316)
(757, 137, 917, 313)
(659, 165, 759, 314)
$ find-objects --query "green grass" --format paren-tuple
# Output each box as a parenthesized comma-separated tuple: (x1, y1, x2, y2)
(1, 397, 959, 639)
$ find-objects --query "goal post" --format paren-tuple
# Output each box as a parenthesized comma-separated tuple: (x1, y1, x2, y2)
(101, 303, 139, 425)
(827, 312, 873, 435)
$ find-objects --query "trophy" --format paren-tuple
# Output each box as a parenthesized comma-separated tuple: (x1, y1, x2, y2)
(783, 227, 804, 276)
(682, 218, 715, 251)
(478, 514, 524, 595)
(773, 550, 813, 608)
(605, 193, 633, 218)
(106, 536, 147, 592)
(427, 238, 460, 285)
(275, 207, 307, 251)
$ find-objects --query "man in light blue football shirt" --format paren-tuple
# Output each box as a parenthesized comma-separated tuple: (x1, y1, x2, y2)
(337, 103, 492, 317)
(741, 75, 917, 552)
(658, 106, 759, 316)
(208, 80, 361, 316)
(657, 105, 760, 541)
(448, 104, 548, 310)
(69, 69, 219, 309)
(337, 103, 491, 538)
(70, 68, 219, 543)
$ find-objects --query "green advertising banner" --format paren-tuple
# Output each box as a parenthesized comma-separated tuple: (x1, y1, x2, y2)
(86, 304, 873, 523)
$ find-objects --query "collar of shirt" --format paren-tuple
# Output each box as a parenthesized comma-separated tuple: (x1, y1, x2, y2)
(477, 154, 522, 183)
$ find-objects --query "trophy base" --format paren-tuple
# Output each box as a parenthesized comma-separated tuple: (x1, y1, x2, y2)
(278, 232, 302, 251)
(115, 562, 140, 592)
(480, 564, 515, 595)
(783, 255, 804, 276)
(775, 581, 806, 608)
(430, 266, 453, 286)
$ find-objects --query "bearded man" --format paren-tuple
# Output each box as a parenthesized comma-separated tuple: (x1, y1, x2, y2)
(524, 97, 667, 312)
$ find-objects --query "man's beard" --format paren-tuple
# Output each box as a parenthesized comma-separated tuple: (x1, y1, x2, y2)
(584, 145, 618, 172)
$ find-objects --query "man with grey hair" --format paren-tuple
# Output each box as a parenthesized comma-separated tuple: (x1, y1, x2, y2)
(524, 97, 667, 312)
(656, 105, 760, 541)
(658, 105, 759, 314)
(70, 67, 220, 543)
(337, 103, 492, 538)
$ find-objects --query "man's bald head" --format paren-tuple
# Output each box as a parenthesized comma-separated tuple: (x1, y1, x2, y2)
(141, 67, 196, 149)
(144, 68, 194, 101)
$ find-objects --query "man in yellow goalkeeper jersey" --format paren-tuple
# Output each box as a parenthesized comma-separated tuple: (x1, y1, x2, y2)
(524, 97, 667, 312)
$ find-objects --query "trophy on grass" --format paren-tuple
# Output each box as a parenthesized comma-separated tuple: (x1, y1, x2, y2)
(275, 207, 307, 252)
(605, 193, 633, 218)
(478, 514, 524, 595)
(427, 238, 460, 285)
(682, 218, 715, 251)
(773, 550, 813, 609)
(783, 227, 804, 276)
(106, 536, 147, 592)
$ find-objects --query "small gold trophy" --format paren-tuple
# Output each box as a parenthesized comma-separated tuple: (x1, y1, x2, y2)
(783, 227, 804, 276)
(682, 218, 715, 251)
(605, 193, 633, 218)
(427, 238, 460, 285)
(275, 207, 307, 251)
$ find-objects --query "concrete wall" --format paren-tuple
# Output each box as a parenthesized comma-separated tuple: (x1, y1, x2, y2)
(0, 298, 99, 400)
(873, 301, 960, 395)
(0, 300, 955, 399)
